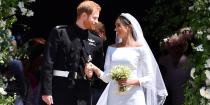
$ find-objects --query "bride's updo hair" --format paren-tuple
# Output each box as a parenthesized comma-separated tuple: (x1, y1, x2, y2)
(118, 15, 131, 26)
(118, 15, 137, 40)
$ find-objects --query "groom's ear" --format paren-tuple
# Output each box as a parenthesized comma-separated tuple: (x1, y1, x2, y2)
(81, 12, 88, 20)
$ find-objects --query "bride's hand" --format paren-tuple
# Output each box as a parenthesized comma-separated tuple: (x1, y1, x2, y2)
(89, 62, 102, 77)
(118, 79, 140, 86)
(118, 80, 128, 86)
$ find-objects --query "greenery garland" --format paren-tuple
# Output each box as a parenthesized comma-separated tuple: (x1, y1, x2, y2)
(0, 0, 34, 104)
(184, 0, 210, 104)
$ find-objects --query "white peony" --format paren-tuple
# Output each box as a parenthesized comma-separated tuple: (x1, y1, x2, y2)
(188, 6, 194, 11)
(197, 30, 203, 35)
(0, 20, 6, 28)
(163, 37, 169, 42)
(9, 7, 16, 15)
(18, 2, 24, 8)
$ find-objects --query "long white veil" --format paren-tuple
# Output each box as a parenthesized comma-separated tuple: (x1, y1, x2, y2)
(118, 13, 168, 105)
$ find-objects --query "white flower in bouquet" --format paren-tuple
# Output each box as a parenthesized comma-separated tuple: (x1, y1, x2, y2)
(110, 65, 132, 92)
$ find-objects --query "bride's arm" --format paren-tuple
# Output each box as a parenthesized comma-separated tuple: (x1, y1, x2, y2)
(92, 47, 112, 83)
(91, 64, 103, 77)
(137, 48, 153, 87)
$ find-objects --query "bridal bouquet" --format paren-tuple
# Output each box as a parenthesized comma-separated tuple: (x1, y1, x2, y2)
(110, 65, 132, 92)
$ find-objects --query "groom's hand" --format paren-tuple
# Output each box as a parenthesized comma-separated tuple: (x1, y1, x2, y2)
(42, 95, 53, 105)
(85, 63, 93, 79)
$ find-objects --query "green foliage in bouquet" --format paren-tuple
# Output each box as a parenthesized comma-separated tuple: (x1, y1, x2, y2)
(110, 65, 132, 92)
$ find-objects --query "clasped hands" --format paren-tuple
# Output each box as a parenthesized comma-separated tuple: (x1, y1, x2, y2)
(84, 62, 97, 79)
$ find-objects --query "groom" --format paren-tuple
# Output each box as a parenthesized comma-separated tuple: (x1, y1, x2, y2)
(41, 1, 105, 105)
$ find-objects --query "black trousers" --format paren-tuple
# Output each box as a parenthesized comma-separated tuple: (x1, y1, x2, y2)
(42, 77, 92, 105)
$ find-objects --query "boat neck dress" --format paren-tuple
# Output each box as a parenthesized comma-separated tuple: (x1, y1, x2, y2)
(98, 45, 153, 105)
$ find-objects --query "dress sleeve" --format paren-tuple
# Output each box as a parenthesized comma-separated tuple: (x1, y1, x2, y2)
(99, 47, 112, 83)
(137, 47, 153, 87)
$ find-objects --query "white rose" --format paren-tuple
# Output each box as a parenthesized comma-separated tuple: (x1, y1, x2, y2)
(190, 68, 196, 79)
(20, 7, 28, 16)
(194, 44, 204, 52)
(0, 87, 7, 95)
(207, 35, 210, 40)
(200, 87, 210, 99)
(197, 31, 203, 35)
(0, 60, 4, 64)
(188, 6, 194, 11)
(205, 58, 210, 68)
(205, 70, 210, 80)
(0, 20, 6, 28)
(206, 79, 210, 86)
(28, 0, 36, 2)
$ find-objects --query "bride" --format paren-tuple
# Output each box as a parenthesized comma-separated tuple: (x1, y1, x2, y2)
(85, 13, 168, 105)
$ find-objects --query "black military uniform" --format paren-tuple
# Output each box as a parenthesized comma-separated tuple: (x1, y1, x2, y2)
(41, 24, 105, 105)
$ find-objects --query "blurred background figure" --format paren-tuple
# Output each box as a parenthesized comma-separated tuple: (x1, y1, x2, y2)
(93, 21, 107, 41)
(158, 27, 193, 105)
(6, 35, 27, 105)
(23, 37, 46, 105)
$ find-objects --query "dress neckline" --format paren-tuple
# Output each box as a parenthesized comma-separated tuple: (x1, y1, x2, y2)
(109, 46, 143, 49)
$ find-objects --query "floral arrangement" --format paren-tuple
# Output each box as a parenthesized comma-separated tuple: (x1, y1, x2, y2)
(0, 0, 34, 65)
(0, 0, 35, 104)
(110, 65, 132, 92)
(0, 74, 16, 104)
(183, 0, 210, 105)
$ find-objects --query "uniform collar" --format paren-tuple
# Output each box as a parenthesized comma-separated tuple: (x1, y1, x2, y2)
(74, 24, 88, 39)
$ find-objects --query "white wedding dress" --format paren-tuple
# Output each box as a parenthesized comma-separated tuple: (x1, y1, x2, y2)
(97, 46, 153, 105)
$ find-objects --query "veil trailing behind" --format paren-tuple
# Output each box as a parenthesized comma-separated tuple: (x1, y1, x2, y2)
(106, 13, 167, 105)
